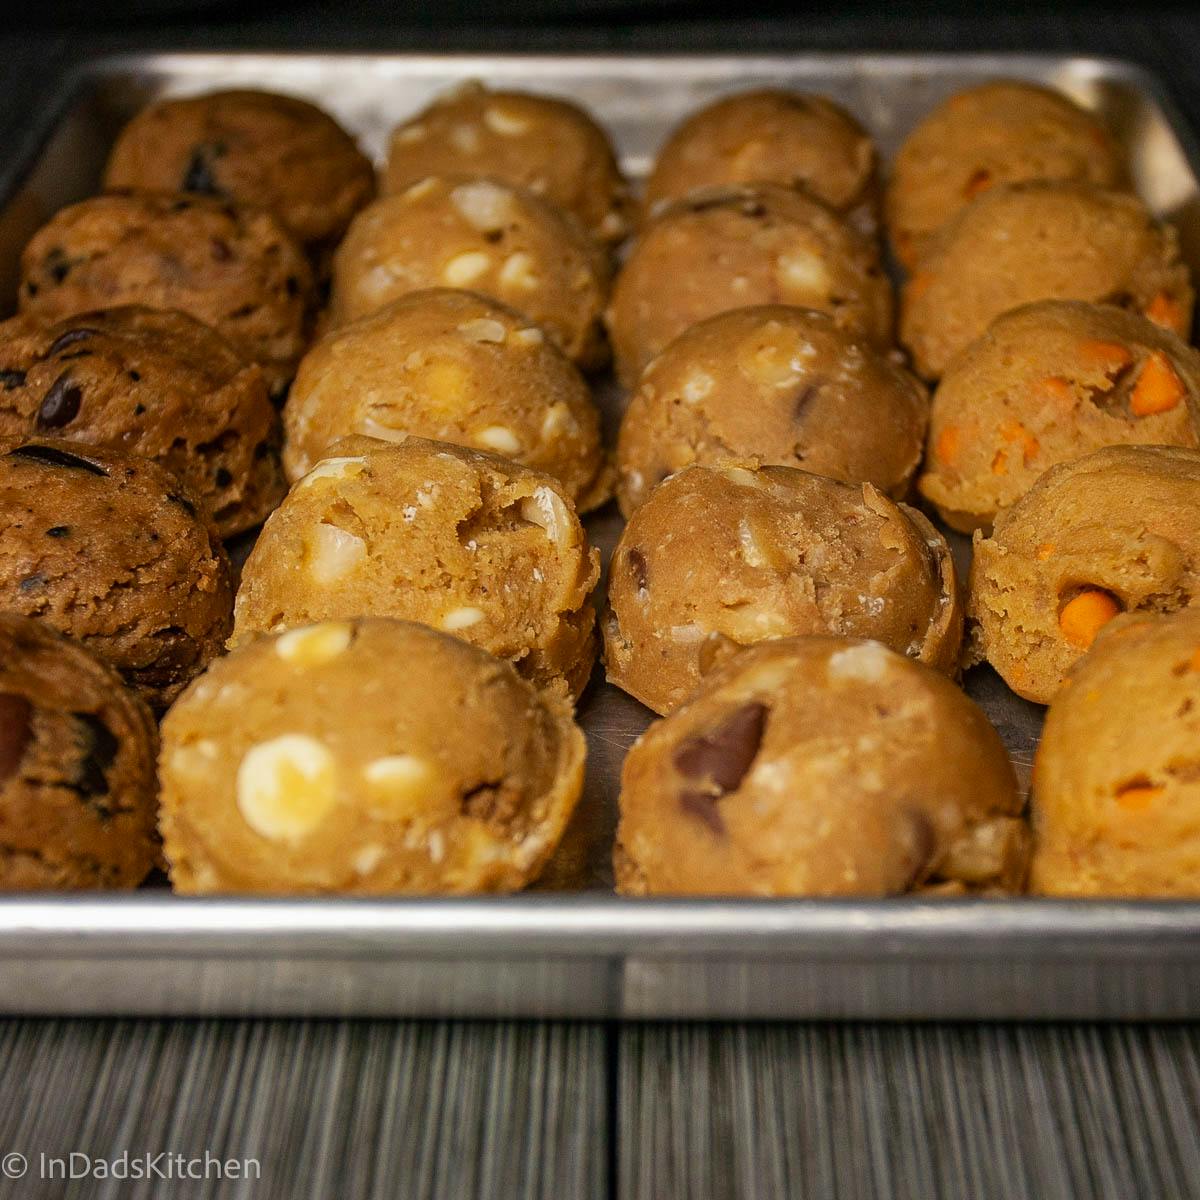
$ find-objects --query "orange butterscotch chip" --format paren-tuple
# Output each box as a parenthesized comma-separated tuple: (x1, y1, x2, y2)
(1058, 589, 1121, 649)
(1078, 339, 1133, 371)
(1115, 783, 1163, 812)
(1000, 419, 1039, 464)
(1146, 291, 1185, 333)
(1190, 646, 1200, 672)
(1131, 351, 1186, 417)
(1036, 542, 1055, 561)
(1037, 375, 1075, 405)
(935, 425, 960, 465)
(990, 449, 1007, 475)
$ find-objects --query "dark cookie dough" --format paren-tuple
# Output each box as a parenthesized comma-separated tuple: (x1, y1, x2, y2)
(0, 614, 158, 889)
(0, 439, 234, 708)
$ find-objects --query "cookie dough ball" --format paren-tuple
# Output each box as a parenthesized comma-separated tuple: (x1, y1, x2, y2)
(969, 445, 1200, 704)
(0, 615, 158, 890)
(103, 89, 376, 256)
(330, 178, 610, 368)
(0, 306, 285, 537)
(603, 464, 961, 714)
(160, 618, 585, 894)
(899, 182, 1192, 380)
(887, 81, 1123, 268)
(615, 637, 1026, 896)
(920, 301, 1200, 532)
(1031, 610, 1200, 895)
(607, 185, 892, 388)
(0, 439, 233, 708)
(645, 89, 878, 235)
(19, 192, 315, 396)
(385, 82, 631, 246)
(234, 436, 599, 697)
(616, 305, 927, 514)
(285, 288, 609, 511)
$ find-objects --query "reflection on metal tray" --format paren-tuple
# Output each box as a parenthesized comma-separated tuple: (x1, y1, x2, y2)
(0, 52, 1198, 1019)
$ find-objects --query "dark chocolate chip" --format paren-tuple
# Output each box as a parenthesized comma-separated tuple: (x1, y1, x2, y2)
(679, 788, 726, 837)
(627, 547, 649, 593)
(18, 574, 47, 593)
(70, 711, 119, 800)
(210, 237, 233, 262)
(45, 327, 97, 357)
(8, 444, 108, 476)
(673, 702, 768, 794)
(0, 369, 26, 390)
(182, 147, 222, 196)
(35, 374, 82, 430)
(0, 693, 33, 786)
(45, 525, 70, 538)
(792, 377, 824, 421)
(215, 467, 233, 488)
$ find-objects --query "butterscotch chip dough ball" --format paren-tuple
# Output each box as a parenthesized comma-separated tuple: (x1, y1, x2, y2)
(0, 440, 233, 709)
(616, 305, 927, 514)
(0, 307, 285, 537)
(234, 436, 599, 697)
(607, 185, 892, 389)
(614, 637, 1026, 896)
(385, 82, 632, 246)
(103, 89, 376, 257)
(603, 465, 961, 715)
(920, 302, 1200, 533)
(886, 81, 1123, 268)
(160, 618, 586, 894)
(284, 289, 609, 511)
(329, 178, 610, 368)
(969, 445, 1200, 704)
(900, 182, 1193, 380)
(645, 89, 879, 235)
(19, 192, 315, 396)
(1031, 610, 1200, 896)
(0, 615, 158, 890)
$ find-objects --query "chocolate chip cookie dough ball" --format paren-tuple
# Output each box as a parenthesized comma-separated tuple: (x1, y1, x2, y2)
(603, 464, 961, 714)
(0, 615, 158, 890)
(920, 302, 1200, 533)
(614, 637, 1026, 896)
(284, 289, 609, 511)
(19, 192, 315, 396)
(385, 82, 631, 246)
(103, 89, 376, 257)
(160, 618, 585, 894)
(969, 445, 1200, 704)
(1031, 610, 1200, 895)
(886, 81, 1122, 268)
(234, 436, 599, 697)
(0, 440, 233, 709)
(899, 182, 1192, 380)
(644, 89, 878, 235)
(616, 305, 927, 514)
(607, 184, 892, 388)
(0, 307, 285, 537)
(330, 178, 610, 368)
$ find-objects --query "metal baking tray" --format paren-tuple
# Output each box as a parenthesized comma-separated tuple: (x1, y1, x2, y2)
(2, 51, 1200, 1019)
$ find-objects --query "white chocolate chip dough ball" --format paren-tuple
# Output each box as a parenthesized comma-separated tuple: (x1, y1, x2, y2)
(233, 435, 600, 697)
(159, 618, 587, 894)
(329, 177, 610, 368)
(284, 288, 610, 511)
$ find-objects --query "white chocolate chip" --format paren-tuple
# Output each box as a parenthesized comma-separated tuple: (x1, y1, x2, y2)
(275, 622, 354, 667)
(777, 250, 831, 299)
(457, 317, 507, 343)
(499, 251, 539, 292)
(298, 456, 368, 489)
(395, 123, 427, 144)
(540, 401, 575, 440)
(721, 466, 764, 490)
(738, 518, 769, 568)
(442, 251, 492, 287)
(428, 829, 446, 863)
(597, 210, 628, 240)
(402, 176, 440, 203)
(669, 623, 708, 644)
(353, 843, 385, 875)
(441, 606, 485, 631)
(450, 123, 483, 154)
(358, 416, 409, 444)
(682, 371, 714, 403)
(308, 523, 367, 584)
(364, 754, 432, 789)
(450, 180, 516, 234)
(510, 326, 544, 347)
(483, 105, 532, 136)
(474, 425, 522, 455)
(237, 734, 337, 841)
(520, 485, 571, 546)
(827, 642, 892, 683)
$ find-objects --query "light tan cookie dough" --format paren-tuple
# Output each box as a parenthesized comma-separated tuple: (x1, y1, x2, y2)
(886, 81, 1122, 268)
(614, 636, 1026, 896)
(19, 192, 315, 397)
(603, 464, 961, 714)
(0, 614, 158, 890)
(968, 445, 1200, 704)
(0, 306, 285, 538)
(607, 184, 892, 388)
(103, 88, 376, 257)
(615, 305, 927, 514)
(1031, 609, 1200, 895)
(384, 82, 631, 246)
(284, 288, 610, 511)
(644, 89, 878, 235)
(899, 182, 1193, 380)
(160, 618, 585, 894)
(329, 177, 610, 368)
(0, 439, 233, 709)
(919, 301, 1200, 533)
(233, 436, 599, 697)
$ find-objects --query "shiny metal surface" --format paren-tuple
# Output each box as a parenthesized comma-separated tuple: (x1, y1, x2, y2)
(1, 51, 1198, 1018)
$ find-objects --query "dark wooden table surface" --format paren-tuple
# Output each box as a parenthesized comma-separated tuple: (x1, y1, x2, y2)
(4, 7, 1200, 1197)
